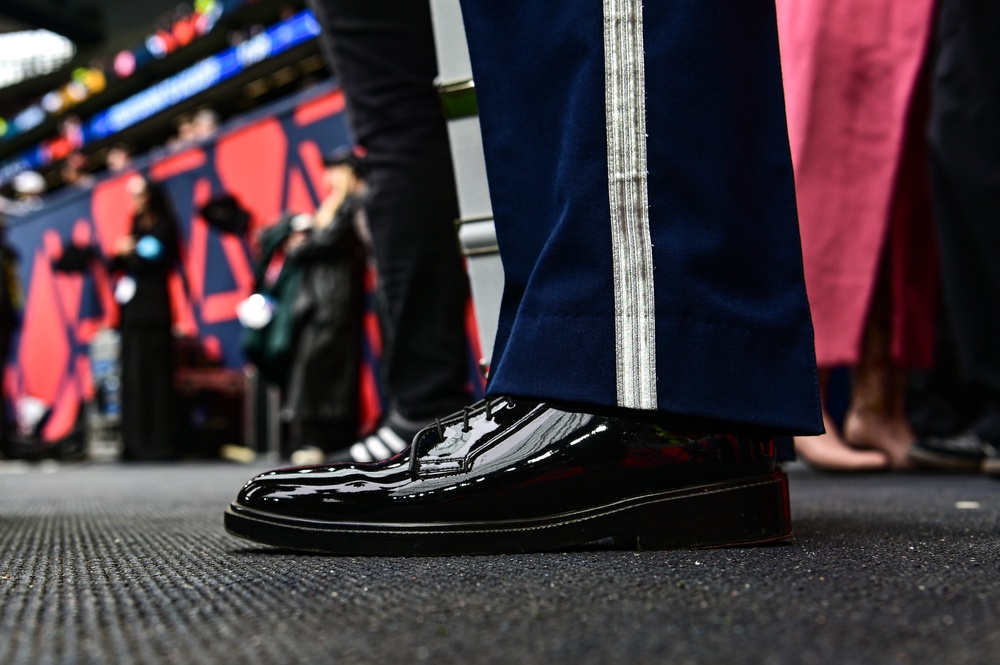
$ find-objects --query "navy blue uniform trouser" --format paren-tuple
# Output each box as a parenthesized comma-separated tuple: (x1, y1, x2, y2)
(311, 0, 822, 435)
(461, 0, 822, 434)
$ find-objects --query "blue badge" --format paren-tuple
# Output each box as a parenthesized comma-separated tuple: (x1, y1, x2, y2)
(135, 235, 163, 260)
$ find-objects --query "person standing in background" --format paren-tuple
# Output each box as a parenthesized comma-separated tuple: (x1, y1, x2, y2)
(908, 1, 1000, 476)
(305, 0, 472, 463)
(110, 176, 180, 461)
(105, 143, 134, 173)
(190, 108, 220, 142)
(284, 148, 367, 464)
(777, 0, 939, 471)
(60, 152, 95, 191)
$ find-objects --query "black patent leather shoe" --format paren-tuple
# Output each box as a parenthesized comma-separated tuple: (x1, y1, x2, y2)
(225, 397, 792, 555)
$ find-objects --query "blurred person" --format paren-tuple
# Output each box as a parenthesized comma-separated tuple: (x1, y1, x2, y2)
(191, 107, 220, 141)
(168, 114, 197, 150)
(106, 143, 133, 173)
(777, 0, 939, 470)
(240, 148, 367, 463)
(60, 152, 95, 190)
(9, 171, 46, 214)
(908, 2, 1000, 476)
(225, 0, 822, 555)
(177, 114, 197, 143)
(50, 116, 84, 162)
(62, 116, 84, 151)
(284, 147, 367, 464)
(304, 0, 472, 463)
(110, 175, 181, 461)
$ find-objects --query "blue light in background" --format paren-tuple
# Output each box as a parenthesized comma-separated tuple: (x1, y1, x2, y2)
(87, 10, 321, 142)
(0, 10, 321, 188)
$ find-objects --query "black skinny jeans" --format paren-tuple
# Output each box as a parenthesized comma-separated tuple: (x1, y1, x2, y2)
(929, 0, 1000, 409)
(307, 0, 470, 422)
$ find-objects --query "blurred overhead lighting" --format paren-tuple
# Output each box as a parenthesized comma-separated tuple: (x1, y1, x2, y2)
(114, 51, 137, 79)
(0, 30, 76, 90)
(146, 33, 172, 59)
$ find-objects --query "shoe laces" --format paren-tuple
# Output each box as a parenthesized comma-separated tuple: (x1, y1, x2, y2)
(433, 396, 513, 439)
(412, 397, 515, 477)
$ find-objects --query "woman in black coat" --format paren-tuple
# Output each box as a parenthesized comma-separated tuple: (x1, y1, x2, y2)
(110, 175, 180, 460)
(283, 157, 367, 458)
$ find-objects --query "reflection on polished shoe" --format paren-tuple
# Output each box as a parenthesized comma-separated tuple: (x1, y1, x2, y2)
(225, 397, 792, 555)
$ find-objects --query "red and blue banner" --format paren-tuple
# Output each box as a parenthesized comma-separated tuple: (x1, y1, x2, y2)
(5, 83, 484, 446)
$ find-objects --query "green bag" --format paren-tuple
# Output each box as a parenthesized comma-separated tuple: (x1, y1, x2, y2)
(239, 214, 303, 386)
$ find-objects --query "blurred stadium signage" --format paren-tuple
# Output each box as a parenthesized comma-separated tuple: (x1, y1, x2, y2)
(0, 9, 321, 189)
(0, 0, 239, 146)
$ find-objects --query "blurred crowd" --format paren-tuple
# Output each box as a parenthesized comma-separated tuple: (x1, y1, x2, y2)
(1, 104, 219, 209)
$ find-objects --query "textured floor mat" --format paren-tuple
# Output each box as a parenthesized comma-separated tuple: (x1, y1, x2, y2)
(1, 462, 998, 664)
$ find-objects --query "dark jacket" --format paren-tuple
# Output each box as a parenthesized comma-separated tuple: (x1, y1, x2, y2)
(109, 213, 179, 330)
(284, 195, 367, 423)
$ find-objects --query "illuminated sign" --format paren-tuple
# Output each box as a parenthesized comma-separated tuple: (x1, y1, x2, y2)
(88, 11, 320, 141)
(13, 107, 46, 134)
(0, 0, 241, 147)
(0, 10, 321, 189)
(114, 50, 137, 79)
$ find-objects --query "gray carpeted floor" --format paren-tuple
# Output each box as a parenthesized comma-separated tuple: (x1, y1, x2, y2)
(0, 461, 997, 664)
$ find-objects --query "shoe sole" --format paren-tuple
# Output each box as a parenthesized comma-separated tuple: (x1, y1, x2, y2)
(224, 470, 791, 556)
(907, 446, 984, 472)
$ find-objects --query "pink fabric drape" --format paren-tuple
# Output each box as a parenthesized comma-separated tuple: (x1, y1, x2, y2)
(777, 0, 939, 367)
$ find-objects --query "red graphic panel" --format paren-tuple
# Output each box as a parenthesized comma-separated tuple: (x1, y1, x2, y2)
(41, 384, 80, 442)
(5, 87, 361, 448)
(149, 148, 207, 180)
(5, 85, 485, 450)
(182, 179, 212, 306)
(285, 167, 316, 217)
(294, 89, 345, 127)
(215, 119, 288, 242)
(297, 140, 327, 197)
(15, 229, 93, 442)
(168, 272, 199, 338)
(19, 241, 70, 405)
(90, 175, 135, 260)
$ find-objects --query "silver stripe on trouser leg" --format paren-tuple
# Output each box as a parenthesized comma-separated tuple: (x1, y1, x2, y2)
(604, 0, 657, 409)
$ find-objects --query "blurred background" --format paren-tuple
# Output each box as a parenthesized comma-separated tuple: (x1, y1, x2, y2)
(0, 0, 484, 464)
